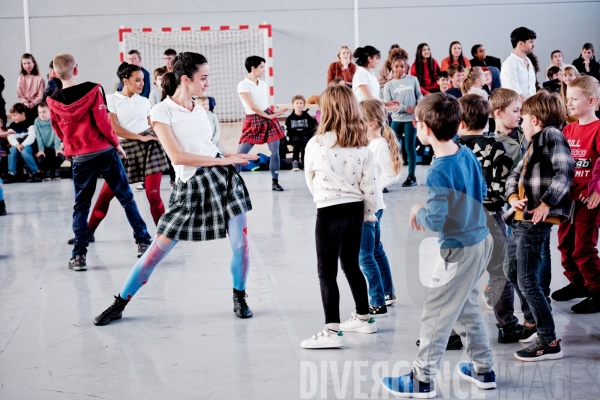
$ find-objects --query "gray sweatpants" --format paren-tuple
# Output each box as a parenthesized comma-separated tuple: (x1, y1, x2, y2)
(414, 234, 494, 383)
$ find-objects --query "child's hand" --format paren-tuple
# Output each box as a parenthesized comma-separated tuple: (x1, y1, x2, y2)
(509, 197, 527, 211)
(409, 203, 426, 231)
(116, 145, 127, 159)
(527, 202, 550, 224)
(406, 106, 415, 114)
(56, 149, 64, 156)
(364, 214, 377, 222)
(587, 191, 600, 209)
(35, 150, 45, 158)
(16, 144, 24, 152)
(139, 135, 158, 143)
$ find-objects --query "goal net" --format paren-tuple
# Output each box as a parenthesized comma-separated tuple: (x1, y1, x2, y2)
(119, 26, 272, 122)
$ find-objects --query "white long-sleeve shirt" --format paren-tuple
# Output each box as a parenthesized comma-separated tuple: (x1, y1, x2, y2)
(7, 126, 36, 147)
(500, 52, 536, 99)
(369, 137, 400, 210)
(304, 131, 380, 217)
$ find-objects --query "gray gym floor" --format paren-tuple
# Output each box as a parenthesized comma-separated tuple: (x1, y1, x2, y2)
(1, 166, 599, 399)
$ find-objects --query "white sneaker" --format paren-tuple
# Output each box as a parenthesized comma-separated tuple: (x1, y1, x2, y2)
(340, 312, 377, 333)
(136, 183, 145, 191)
(300, 328, 344, 349)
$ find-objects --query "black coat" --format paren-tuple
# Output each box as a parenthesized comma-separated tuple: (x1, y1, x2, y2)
(470, 56, 502, 71)
(572, 56, 600, 81)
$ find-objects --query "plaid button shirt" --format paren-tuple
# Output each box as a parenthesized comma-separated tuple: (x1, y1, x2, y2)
(506, 126, 575, 220)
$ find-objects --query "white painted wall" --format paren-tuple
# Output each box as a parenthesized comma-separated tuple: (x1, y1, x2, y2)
(1, 0, 599, 114)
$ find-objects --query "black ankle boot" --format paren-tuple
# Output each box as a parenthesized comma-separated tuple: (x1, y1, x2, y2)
(233, 288, 253, 318)
(272, 179, 284, 191)
(93, 294, 130, 326)
(0, 200, 6, 216)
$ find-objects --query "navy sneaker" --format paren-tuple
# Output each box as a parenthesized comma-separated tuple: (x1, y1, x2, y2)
(515, 338, 563, 362)
(382, 371, 435, 398)
(520, 323, 538, 343)
(457, 362, 497, 389)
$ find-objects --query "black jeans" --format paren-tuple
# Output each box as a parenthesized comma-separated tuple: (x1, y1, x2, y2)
(315, 201, 369, 323)
(291, 136, 310, 163)
(504, 221, 555, 343)
(71, 148, 151, 257)
(36, 148, 65, 176)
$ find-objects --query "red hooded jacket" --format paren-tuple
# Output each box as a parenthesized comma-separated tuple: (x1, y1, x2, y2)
(47, 82, 120, 157)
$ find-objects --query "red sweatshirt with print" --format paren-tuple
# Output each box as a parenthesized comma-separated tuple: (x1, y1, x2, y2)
(564, 120, 600, 199)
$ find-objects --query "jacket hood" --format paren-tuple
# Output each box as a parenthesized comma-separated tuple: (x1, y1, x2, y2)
(47, 82, 101, 122)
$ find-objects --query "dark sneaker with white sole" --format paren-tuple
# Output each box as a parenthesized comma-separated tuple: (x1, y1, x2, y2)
(457, 362, 497, 389)
(68, 255, 87, 271)
(402, 175, 417, 187)
(498, 324, 524, 343)
(369, 305, 388, 318)
(137, 242, 150, 258)
(520, 324, 538, 343)
(385, 293, 396, 306)
(514, 338, 563, 362)
(416, 334, 463, 350)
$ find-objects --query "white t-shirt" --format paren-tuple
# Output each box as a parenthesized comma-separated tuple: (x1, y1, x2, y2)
(151, 97, 219, 183)
(238, 78, 269, 114)
(352, 67, 380, 102)
(106, 92, 151, 134)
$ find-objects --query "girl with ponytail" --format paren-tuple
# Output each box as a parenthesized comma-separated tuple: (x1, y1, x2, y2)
(358, 99, 402, 316)
(93, 53, 259, 326)
(69, 62, 170, 247)
(461, 66, 488, 99)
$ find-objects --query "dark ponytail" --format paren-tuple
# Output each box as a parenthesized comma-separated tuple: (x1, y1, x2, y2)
(161, 52, 208, 97)
(116, 61, 141, 83)
(353, 46, 380, 67)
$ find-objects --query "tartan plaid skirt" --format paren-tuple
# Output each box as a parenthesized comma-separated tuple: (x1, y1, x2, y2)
(239, 108, 285, 145)
(156, 165, 252, 241)
(120, 128, 169, 184)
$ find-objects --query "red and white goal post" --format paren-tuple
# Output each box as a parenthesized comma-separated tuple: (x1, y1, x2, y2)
(118, 24, 274, 122)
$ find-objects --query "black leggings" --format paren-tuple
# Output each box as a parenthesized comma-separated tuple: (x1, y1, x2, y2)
(316, 201, 369, 323)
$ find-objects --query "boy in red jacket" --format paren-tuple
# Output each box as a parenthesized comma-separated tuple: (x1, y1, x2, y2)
(47, 53, 152, 271)
(555, 75, 600, 313)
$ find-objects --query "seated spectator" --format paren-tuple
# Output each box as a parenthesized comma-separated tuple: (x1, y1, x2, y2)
(34, 102, 65, 181)
(195, 96, 224, 154)
(440, 41, 471, 71)
(149, 66, 167, 106)
(327, 46, 356, 86)
(5, 103, 42, 183)
(462, 67, 488, 99)
(545, 50, 566, 77)
(17, 53, 45, 124)
(542, 66, 563, 93)
(470, 44, 502, 70)
(45, 60, 62, 99)
(435, 71, 449, 93)
(446, 64, 465, 98)
(561, 65, 581, 125)
(572, 43, 600, 81)
(285, 94, 316, 171)
(410, 43, 440, 95)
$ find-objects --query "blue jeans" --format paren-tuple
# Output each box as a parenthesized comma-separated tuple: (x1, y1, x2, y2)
(359, 209, 394, 306)
(391, 121, 417, 176)
(8, 145, 39, 175)
(539, 235, 551, 302)
(0, 176, 4, 201)
(504, 221, 555, 343)
(71, 148, 151, 257)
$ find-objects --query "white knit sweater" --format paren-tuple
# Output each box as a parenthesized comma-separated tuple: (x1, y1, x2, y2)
(304, 131, 380, 216)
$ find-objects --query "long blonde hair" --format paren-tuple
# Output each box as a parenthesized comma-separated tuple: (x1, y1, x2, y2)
(317, 85, 368, 148)
(461, 66, 484, 95)
(560, 65, 580, 108)
(360, 99, 402, 175)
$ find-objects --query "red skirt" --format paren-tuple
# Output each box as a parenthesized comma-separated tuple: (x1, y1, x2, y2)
(239, 109, 285, 145)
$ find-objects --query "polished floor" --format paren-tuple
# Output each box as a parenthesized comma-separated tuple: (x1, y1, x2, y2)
(1, 154, 600, 399)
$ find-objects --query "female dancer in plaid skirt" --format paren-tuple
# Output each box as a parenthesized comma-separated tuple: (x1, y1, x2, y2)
(66, 62, 170, 257)
(235, 56, 288, 191)
(93, 52, 258, 326)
